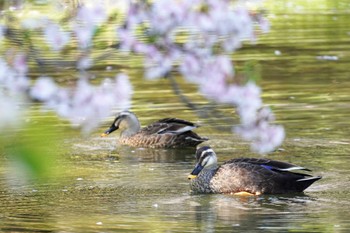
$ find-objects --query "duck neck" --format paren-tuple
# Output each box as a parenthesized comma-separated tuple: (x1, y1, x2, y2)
(197, 159, 218, 182)
(200, 167, 217, 179)
(191, 167, 217, 194)
(120, 117, 141, 138)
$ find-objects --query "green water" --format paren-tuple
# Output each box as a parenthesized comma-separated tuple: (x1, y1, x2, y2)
(1, 1, 350, 232)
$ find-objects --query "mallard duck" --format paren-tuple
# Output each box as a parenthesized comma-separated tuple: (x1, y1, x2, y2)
(188, 146, 322, 195)
(101, 111, 208, 148)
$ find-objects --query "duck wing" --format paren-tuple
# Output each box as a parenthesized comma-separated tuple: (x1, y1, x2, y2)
(141, 118, 199, 135)
(217, 159, 321, 193)
(157, 118, 198, 126)
(226, 158, 312, 172)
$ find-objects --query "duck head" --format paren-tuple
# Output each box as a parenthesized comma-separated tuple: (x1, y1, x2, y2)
(101, 111, 141, 137)
(188, 146, 218, 179)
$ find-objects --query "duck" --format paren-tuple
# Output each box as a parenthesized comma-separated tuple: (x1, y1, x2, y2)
(188, 146, 322, 195)
(101, 111, 208, 148)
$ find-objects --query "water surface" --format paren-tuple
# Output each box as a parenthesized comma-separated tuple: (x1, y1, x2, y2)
(1, 1, 350, 232)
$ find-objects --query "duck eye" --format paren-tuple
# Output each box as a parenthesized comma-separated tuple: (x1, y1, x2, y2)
(200, 151, 208, 159)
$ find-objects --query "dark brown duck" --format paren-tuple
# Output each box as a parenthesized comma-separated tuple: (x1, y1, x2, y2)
(101, 111, 208, 148)
(188, 146, 322, 195)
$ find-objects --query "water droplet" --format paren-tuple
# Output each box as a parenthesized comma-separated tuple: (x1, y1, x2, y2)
(274, 50, 281, 56)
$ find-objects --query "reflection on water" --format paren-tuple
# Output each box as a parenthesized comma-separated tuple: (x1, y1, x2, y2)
(1, 1, 350, 232)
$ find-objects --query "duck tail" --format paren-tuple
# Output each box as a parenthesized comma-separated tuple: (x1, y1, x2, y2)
(296, 176, 322, 192)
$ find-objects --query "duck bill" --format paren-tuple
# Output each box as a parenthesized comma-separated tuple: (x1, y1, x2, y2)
(188, 163, 204, 179)
(100, 125, 119, 137)
(187, 174, 197, 180)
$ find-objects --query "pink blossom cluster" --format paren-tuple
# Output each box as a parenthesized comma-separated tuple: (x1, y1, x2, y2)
(0, 5, 133, 133)
(0, 24, 4, 40)
(233, 97, 285, 154)
(30, 74, 132, 133)
(40, 5, 108, 52)
(0, 92, 22, 130)
(0, 53, 132, 133)
(0, 54, 30, 131)
(117, 0, 258, 79)
(44, 23, 70, 51)
(0, 53, 30, 93)
(23, 5, 108, 69)
(0, 1, 285, 153)
(202, 77, 285, 154)
(114, 0, 284, 153)
(74, 5, 107, 49)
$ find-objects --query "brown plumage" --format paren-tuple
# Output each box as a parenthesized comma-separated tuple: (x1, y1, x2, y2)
(188, 146, 322, 195)
(101, 111, 208, 148)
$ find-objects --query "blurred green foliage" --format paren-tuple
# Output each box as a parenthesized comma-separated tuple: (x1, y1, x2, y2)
(1, 112, 64, 183)
(243, 60, 262, 83)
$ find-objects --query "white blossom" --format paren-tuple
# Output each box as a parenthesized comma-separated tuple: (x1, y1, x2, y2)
(76, 5, 107, 26)
(77, 56, 93, 70)
(30, 77, 58, 102)
(44, 23, 70, 51)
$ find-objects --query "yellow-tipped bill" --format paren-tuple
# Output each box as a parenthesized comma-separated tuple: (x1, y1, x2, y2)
(233, 191, 255, 196)
(188, 174, 197, 180)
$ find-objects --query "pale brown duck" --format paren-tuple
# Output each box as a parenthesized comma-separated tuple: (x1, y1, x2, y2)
(101, 111, 208, 148)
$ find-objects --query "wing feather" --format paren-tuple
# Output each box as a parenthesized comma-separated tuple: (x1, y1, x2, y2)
(225, 158, 311, 172)
(140, 118, 199, 135)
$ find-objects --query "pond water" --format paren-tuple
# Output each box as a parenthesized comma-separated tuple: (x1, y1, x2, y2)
(1, 1, 350, 232)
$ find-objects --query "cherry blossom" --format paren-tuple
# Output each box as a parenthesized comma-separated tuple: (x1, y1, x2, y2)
(74, 25, 95, 49)
(250, 125, 285, 154)
(77, 55, 93, 70)
(0, 58, 12, 83)
(114, 73, 134, 108)
(12, 53, 28, 75)
(73, 5, 108, 50)
(144, 51, 177, 79)
(0, 56, 29, 131)
(76, 5, 107, 26)
(0, 55, 30, 93)
(28, 73, 132, 133)
(0, 25, 4, 41)
(0, 0, 284, 153)
(44, 23, 70, 51)
(0, 92, 22, 130)
(179, 54, 202, 82)
(117, 27, 138, 53)
(30, 77, 58, 102)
